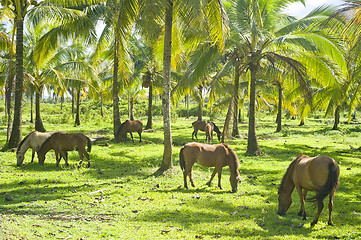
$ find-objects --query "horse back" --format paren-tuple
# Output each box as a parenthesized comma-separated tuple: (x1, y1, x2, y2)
(183, 142, 227, 167)
(294, 155, 339, 191)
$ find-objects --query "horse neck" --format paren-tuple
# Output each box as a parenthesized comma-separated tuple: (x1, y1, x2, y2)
(227, 151, 240, 177)
(39, 141, 52, 156)
(281, 168, 295, 194)
(18, 138, 30, 154)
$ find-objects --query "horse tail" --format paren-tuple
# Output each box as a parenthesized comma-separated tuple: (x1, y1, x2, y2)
(86, 136, 92, 152)
(310, 161, 340, 203)
(179, 147, 186, 171)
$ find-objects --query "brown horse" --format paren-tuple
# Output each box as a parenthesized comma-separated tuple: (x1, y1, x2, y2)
(179, 142, 241, 192)
(278, 154, 340, 226)
(116, 120, 143, 142)
(38, 132, 92, 167)
(205, 122, 213, 143)
(192, 120, 221, 141)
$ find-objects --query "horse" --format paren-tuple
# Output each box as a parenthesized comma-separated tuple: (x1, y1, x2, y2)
(205, 122, 213, 143)
(278, 154, 340, 226)
(116, 120, 143, 142)
(16, 131, 62, 166)
(192, 120, 221, 141)
(38, 132, 92, 167)
(179, 142, 241, 193)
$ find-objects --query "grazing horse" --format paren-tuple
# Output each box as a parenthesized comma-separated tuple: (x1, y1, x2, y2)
(38, 132, 92, 167)
(179, 142, 241, 193)
(192, 120, 221, 141)
(205, 122, 213, 143)
(16, 131, 62, 166)
(116, 120, 143, 142)
(278, 154, 340, 226)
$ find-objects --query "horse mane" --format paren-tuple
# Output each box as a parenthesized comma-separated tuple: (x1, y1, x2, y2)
(17, 131, 36, 153)
(223, 144, 240, 176)
(279, 155, 306, 190)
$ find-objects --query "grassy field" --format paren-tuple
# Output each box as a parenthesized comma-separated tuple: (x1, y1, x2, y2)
(0, 101, 361, 239)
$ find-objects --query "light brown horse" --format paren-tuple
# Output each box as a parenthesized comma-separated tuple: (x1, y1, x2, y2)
(38, 132, 92, 167)
(179, 142, 241, 193)
(278, 154, 340, 226)
(116, 120, 143, 142)
(205, 122, 213, 143)
(16, 131, 63, 166)
(192, 120, 221, 141)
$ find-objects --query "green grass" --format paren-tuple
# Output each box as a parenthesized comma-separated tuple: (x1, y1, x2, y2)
(0, 101, 361, 239)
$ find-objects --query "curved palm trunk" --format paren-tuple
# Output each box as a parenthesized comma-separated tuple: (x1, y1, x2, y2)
(197, 86, 203, 121)
(221, 97, 233, 143)
(159, 0, 173, 172)
(35, 86, 46, 132)
(5, 70, 14, 142)
(232, 64, 240, 137)
(246, 64, 261, 155)
(276, 83, 282, 133)
(8, 19, 24, 149)
(145, 84, 153, 129)
(129, 96, 135, 121)
(75, 88, 81, 126)
(332, 105, 340, 130)
(113, 38, 121, 139)
(30, 92, 34, 123)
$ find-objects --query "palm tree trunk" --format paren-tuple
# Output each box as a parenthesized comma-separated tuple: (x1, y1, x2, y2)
(197, 86, 203, 121)
(75, 88, 81, 126)
(221, 97, 233, 143)
(246, 64, 261, 155)
(130, 96, 135, 121)
(71, 87, 75, 118)
(332, 106, 340, 130)
(232, 64, 240, 137)
(159, 0, 173, 172)
(113, 37, 121, 139)
(100, 98, 104, 117)
(186, 94, 189, 119)
(8, 19, 24, 149)
(30, 92, 34, 123)
(145, 84, 153, 129)
(35, 87, 46, 132)
(276, 83, 282, 132)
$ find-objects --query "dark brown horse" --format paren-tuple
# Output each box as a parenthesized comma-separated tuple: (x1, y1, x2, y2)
(116, 120, 143, 142)
(179, 142, 241, 192)
(38, 132, 92, 167)
(278, 154, 340, 226)
(192, 120, 221, 141)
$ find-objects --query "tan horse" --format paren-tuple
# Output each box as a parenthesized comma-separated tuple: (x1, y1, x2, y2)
(278, 154, 340, 226)
(38, 132, 92, 167)
(192, 120, 221, 141)
(179, 142, 241, 192)
(116, 120, 143, 142)
(16, 131, 63, 166)
(205, 122, 213, 143)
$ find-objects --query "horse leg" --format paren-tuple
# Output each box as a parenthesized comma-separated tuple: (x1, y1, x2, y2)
(138, 131, 142, 142)
(188, 168, 196, 187)
(61, 151, 69, 167)
(217, 167, 223, 190)
(83, 150, 90, 168)
(192, 130, 196, 140)
(206, 168, 217, 187)
(31, 150, 35, 163)
(130, 132, 134, 142)
(311, 199, 324, 226)
(78, 150, 84, 167)
(328, 191, 335, 226)
(55, 151, 61, 167)
(296, 187, 307, 220)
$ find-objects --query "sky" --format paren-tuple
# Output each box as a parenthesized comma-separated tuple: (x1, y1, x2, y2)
(284, 0, 344, 18)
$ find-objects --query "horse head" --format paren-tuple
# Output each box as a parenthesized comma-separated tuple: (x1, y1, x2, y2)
(277, 187, 292, 215)
(16, 151, 24, 166)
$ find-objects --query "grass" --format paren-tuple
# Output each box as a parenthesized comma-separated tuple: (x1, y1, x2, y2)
(0, 101, 361, 239)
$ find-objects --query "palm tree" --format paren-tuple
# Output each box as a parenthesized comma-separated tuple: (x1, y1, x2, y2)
(1, 0, 99, 149)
